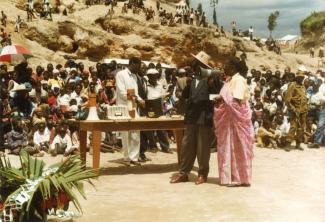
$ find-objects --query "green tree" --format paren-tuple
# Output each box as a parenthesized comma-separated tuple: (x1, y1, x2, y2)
(268, 11, 280, 38)
(186, 0, 190, 7)
(197, 3, 203, 15)
(210, 0, 219, 26)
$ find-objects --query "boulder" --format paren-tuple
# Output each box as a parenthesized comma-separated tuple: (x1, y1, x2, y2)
(24, 22, 60, 51)
(76, 36, 110, 60)
(96, 17, 134, 35)
(58, 35, 75, 53)
(124, 48, 141, 58)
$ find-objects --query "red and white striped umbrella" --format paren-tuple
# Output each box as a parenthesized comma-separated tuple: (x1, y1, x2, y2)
(0, 44, 33, 64)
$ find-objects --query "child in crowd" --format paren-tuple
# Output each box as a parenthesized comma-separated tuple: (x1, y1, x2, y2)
(7, 120, 44, 156)
(33, 122, 50, 152)
(50, 125, 77, 156)
(256, 119, 278, 148)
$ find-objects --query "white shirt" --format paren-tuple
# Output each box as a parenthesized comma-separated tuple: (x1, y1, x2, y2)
(57, 94, 71, 106)
(147, 83, 164, 100)
(33, 128, 50, 146)
(115, 68, 142, 105)
(249, 28, 254, 33)
(317, 83, 325, 104)
(50, 134, 73, 153)
(71, 91, 82, 105)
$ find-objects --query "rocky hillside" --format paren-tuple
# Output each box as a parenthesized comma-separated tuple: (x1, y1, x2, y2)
(0, 0, 321, 71)
(298, 11, 325, 49)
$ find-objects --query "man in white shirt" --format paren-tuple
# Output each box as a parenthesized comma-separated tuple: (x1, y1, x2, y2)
(309, 82, 325, 148)
(146, 69, 173, 154)
(249, 26, 254, 40)
(115, 57, 144, 165)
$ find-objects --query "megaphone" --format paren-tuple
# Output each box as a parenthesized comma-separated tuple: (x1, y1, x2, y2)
(199, 67, 222, 78)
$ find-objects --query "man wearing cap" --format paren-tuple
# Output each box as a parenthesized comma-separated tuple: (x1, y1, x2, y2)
(10, 84, 33, 118)
(171, 51, 223, 185)
(284, 70, 308, 151)
(146, 68, 173, 154)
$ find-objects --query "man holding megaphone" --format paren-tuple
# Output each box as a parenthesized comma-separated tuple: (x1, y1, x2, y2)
(170, 51, 223, 185)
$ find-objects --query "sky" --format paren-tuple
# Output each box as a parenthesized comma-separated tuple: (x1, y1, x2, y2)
(190, 0, 325, 38)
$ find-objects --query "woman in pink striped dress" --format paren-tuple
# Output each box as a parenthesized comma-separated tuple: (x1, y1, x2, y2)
(214, 57, 254, 187)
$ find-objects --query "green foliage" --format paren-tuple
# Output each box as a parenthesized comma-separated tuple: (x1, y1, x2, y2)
(197, 3, 203, 14)
(268, 11, 280, 38)
(0, 150, 97, 221)
(185, 0, 190, 7)
(300, 11, 325, 36)
(210, 0, 218, 7)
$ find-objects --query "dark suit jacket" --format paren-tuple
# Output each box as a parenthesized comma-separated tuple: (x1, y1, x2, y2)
(136, 75, 147, 116)
(183, 77, 223, 127)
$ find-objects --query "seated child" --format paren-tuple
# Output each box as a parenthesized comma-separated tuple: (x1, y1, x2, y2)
(33, 122, 50, 152)
(274, 114, 290, 148)
(256, 119, 277, 148)
(7, 119, 44, 156)
(304, 117, 317, 144)
(49, 125, 77, 156)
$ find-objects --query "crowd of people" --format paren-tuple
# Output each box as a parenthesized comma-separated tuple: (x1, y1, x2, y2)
(0, 53, 324, 159)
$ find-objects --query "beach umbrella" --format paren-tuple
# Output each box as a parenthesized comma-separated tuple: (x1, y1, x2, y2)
(0, 44, 33, 64)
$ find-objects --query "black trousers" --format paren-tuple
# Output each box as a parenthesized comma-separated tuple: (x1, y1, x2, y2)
(179, 124, 213, 177)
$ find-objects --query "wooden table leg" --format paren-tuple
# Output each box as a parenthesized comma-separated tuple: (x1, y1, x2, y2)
(92, 131, 101, 171)
(79, 130, 87, 168)
(174, 130, 183, 165)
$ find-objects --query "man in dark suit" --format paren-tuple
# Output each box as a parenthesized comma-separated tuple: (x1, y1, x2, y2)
(136, 63, 153, 162)
(170, 51, 223, 185)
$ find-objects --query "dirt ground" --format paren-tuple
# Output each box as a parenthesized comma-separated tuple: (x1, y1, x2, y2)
(7, 144, 325, 222)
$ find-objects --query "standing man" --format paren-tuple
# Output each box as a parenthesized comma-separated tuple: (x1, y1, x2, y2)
(115, 57, 144, 165)
(1, 11, 7, 27)
(170, 51, 223, 185)
(284, 70, 308, 151)
(309, 80, 325, 149)
(249, 26, 254, 40)
(136, 62, 152, 162)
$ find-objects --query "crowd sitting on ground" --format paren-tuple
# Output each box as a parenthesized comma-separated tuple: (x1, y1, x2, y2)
(0, 55, 324, 162)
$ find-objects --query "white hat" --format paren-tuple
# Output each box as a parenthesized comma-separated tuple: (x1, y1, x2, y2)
(147, 69, 159, 75)
(178, 68, 186, 73)
(298, 65, 308, 72)
(70, 68, 77, 72)
(51, 84, 60, 90)
(40, 80, 48, 85)
(191, 51, 212, 68)
(14, 84, 30, 92)
(53, 69, 60, 74)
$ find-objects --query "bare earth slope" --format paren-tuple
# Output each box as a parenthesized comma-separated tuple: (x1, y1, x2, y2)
(0, 0, 321, 71)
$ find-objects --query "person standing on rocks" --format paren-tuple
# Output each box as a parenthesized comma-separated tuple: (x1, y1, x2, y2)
(1, 11, 7, 27)
(14, 15, 23, 33)
(249, 26, 254, 40)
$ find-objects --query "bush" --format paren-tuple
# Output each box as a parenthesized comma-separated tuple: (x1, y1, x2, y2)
(300, 11, 325, 36)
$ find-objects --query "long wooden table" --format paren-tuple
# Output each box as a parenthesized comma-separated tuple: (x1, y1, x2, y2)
(79, 117, 185, 170)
